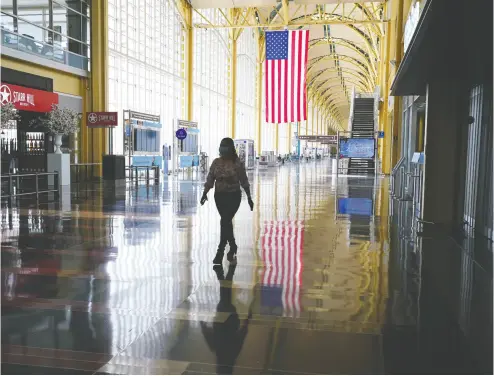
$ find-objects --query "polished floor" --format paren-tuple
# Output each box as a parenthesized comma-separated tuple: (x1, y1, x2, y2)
(1, 160, 492, 374)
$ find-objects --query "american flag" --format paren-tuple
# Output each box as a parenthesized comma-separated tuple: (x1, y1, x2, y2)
(260, 220, 304, 317)
(265, 30, 310, 124)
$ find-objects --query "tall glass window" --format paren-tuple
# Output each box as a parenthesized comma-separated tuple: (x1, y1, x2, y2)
(108, 0, 184, 155)
(1, 0, 90, 70)
(235, 29, 257, 142)
(193, 9, 230, 160)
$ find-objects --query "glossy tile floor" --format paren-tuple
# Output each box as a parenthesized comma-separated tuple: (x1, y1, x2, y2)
(1, 160, 491, 375)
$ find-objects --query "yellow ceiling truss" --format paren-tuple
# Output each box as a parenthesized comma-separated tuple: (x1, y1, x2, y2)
(174, 0, 386, 132)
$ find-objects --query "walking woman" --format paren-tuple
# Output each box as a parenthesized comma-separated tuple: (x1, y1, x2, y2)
(200, 138, 254, 264)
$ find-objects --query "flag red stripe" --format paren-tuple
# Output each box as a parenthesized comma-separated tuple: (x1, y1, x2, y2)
(290, 31, 296, 123)
(303, 32, 309, 120)
(296, 33, 303, 122)
(277, 60, 281, 124)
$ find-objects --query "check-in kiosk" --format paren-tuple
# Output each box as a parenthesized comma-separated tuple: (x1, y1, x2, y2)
(172, 119, 200, 174)
(234, 139, 255, 170)
(123, 110, 162, 167)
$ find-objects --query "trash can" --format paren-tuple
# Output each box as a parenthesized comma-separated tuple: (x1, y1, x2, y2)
(332, 158, 338, 174)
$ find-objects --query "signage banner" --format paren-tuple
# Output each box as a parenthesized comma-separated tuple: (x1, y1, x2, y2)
(0, 82, 58, 112)
(129, 110, 160, 123)
(298, 135, 317, 141)
(337, 198, 373, 216)
(298, 135, 337, 143)
(177, 119, 198, 128)
(317, 135, 337, 143)
(87, 112, 118, 127)
(339, 138, 375, 159)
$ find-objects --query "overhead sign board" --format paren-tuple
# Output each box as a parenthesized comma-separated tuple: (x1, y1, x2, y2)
(298, 135, 337, 143)
(177, 119, 198, 128)
(87, 112, 118, 127)
(0, 82, 58, 113)
(298, 135, 317, 141)
(317, 135, 337, 144)
(129, 110, 160, 123)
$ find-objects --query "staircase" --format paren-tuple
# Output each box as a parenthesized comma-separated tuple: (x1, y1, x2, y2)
(348, 97, 375, 175)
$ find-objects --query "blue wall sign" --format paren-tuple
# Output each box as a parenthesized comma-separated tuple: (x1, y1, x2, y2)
(337, 198, 373, 216)
(176, 128, 187, 140)
(378, 131, 385, 138)
(339, 138, 375, 159)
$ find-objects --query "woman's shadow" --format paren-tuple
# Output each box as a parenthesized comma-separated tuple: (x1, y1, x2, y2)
(200, 264, 254, 374)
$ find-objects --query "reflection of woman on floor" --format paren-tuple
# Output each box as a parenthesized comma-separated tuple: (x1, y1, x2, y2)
(200, 264, 253, 374)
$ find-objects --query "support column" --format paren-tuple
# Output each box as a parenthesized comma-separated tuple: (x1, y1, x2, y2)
(228, 10, 242, 139)
(256, 33, 264, 155)
(185, 7, 193, 121)
(288, 122, 292, 153)
(275, 123, 279, 154)
(421, 78, 466, 226)
(86, 0, 108, 176)
(391, 0, 405, 169)
(230, 38, 238, 138)
(381, 18, 392, 174)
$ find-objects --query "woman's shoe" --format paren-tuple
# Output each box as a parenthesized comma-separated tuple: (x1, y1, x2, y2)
(213, 250, 224, 264)
(227, 245, 238, 263)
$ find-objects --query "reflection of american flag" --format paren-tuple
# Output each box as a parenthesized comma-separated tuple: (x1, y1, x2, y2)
(260, 220, 304, 316)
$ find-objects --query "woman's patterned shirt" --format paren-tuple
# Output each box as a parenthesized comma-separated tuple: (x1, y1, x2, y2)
(204, 157, 250, 193)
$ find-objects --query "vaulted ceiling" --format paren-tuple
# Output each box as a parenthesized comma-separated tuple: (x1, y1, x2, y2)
(180, 0, 386, 129)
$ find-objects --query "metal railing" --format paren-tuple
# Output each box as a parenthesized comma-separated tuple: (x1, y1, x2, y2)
(390, 157, 406, 198)
(71, 163, 101, 183)
(1, 171, 60, 202)
(126, 166, 160, 186)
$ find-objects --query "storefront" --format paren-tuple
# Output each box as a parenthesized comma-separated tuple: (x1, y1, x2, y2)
(1, 66, 85, 173)
(1, 68, 59, 173)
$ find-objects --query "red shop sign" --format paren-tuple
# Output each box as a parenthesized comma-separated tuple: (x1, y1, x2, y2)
(86, 111, 118, 127)
(0, 82, 59, 113)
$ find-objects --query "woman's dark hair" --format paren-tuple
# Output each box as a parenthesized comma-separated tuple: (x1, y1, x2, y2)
(219, 137, 238, 161)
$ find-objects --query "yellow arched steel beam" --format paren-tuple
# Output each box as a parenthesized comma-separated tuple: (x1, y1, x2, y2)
(291, 11, 379, 55)
(310, 78, 368, 94)
(309, 73, 371, 96)
(307, 55, 376, 83)
(354, 3, 384, 38)
(310, 92, 343, 123)
(317, 95, 349, 118)
(311, 87, 349, 106)
(308, 67, 374, 91)
(308, 69, 367, 89)
(309, 37, 377, 79)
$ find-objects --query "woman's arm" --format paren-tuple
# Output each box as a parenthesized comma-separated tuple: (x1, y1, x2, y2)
(237, 161, 251, 198)
(203, 159, 216, 196)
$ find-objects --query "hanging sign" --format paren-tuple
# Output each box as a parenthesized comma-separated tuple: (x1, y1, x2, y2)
(176, 128, 187, 140)
(177, 119, 198, 128)
(0, 82, 58, 112)
(87, 112, 118, 127)
(317, 135, 337, 143)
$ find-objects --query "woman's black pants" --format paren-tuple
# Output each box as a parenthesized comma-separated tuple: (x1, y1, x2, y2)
(214, 191, 241, 248)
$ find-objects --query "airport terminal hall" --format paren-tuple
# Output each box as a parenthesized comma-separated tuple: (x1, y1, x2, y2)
(0, 0, 492, 374)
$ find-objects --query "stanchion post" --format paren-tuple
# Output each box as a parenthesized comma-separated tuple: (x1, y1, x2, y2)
(8, 174, 13, 199)
(35, 172, 39, 202)
(54, 171, 60, 200)
(146, 166, 150, 185)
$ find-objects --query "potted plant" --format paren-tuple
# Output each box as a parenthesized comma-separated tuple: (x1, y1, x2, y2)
(1, 102, 20, 130)
(30, 104, 80, 154)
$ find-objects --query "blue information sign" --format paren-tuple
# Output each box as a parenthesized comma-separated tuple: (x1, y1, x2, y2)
(378, 131, 384, 138)
(339, 138, 375, 158)
(176, 128, 187, 140)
